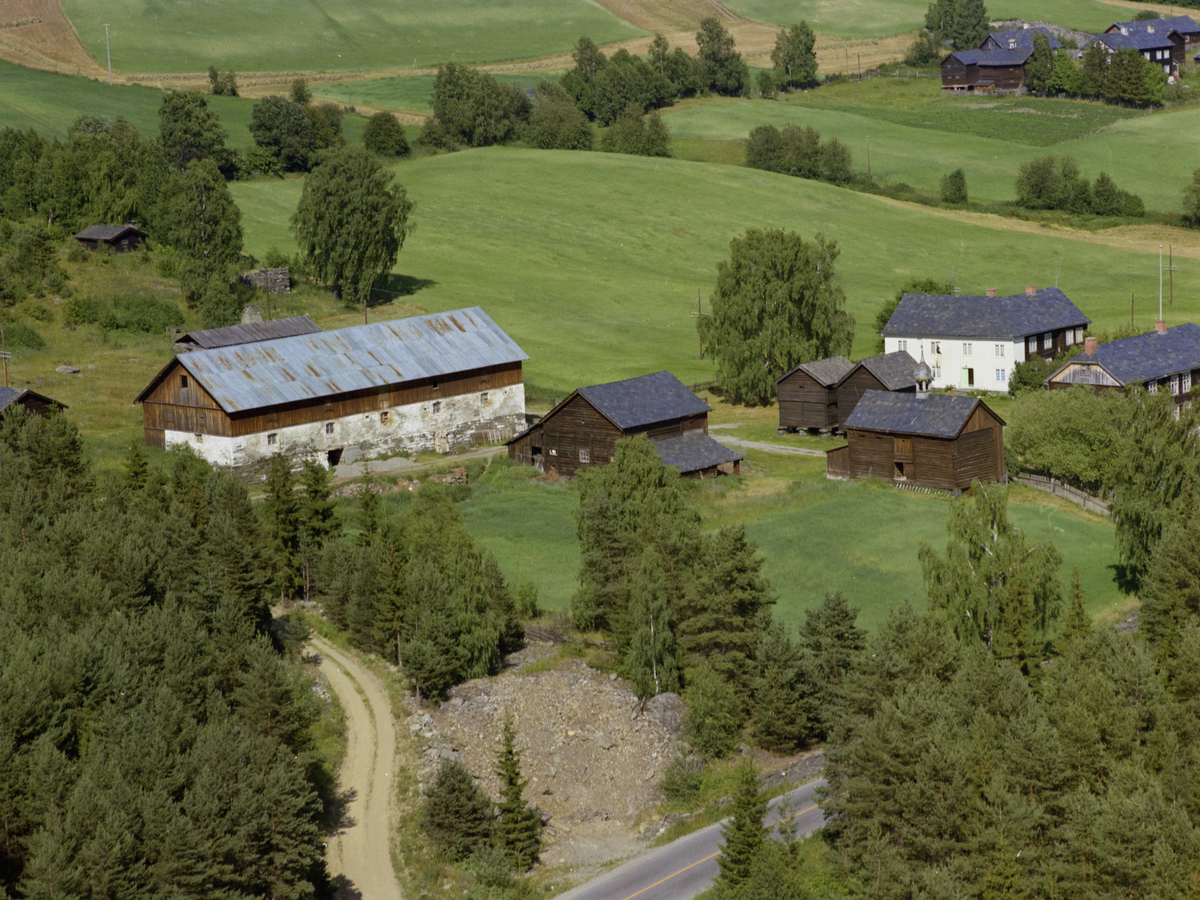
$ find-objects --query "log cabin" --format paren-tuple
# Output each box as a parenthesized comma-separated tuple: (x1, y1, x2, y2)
(1091, 17, 1197, 72)
(775, 355, 853, 433)
(827, 390, 1005, 491)
(134, 307, 527, 479)
(882, 285, 1090, 392)
(941, 27, 1062, 92)
(506, 370, 741, 478)
(74, 223, 145, 253)
(1044, 322, 1200, 412)
(833, 350, 917, 428)
(0, 387, 65, 420)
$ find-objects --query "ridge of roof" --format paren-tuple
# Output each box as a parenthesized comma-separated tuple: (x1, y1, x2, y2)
(776, 355, 854, 387)
(577, 371, 711, 430)
(177, 315, 321, 350)
(849, 350, 918, 391)
(842, 391, 994, 438)
(882, 287, 1090, 340)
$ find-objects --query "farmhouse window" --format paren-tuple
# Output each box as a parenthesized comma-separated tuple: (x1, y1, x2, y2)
(181, 375, 188, 389)
(996, 369, 1005, 383)
(1027, 336, 1036, 355)
(480, 392, 488, 403)
(1171, 375, 1181, 395)
(1042, 333, 1052, 350)
(325, 422, 334, 434)
(933, 364, 941, 379)
(267, 433, 277, 445)
(432, 401, 441, 413)
(932, 341, 941, 354)
(1184, 372, 1193, 393)
(380, 411, 390, 424)
(580, 448, 591, 463)
(325, 401, 333, 412)
(898, 340, 907, 352)
(963, 343, 972, 356)
(1148, 381, 1158, 394)
(995, 344, 1004, 358)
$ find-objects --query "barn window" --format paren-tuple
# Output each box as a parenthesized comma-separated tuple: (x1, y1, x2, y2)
(480, 392, 489, 403)
(194, 433, 202, 443)
(432, 401, 441, 413)
(199, 412, 206, 424)
(268, 411, 276, 423)
(267, 433, 277, 445)
(431, 380, 439, 390)
(325, 422, 334, 434)
(579, 448, 591, 463)
(380, 411, 390, 424)
(181, 375, 189, 388)
(325, 401, 333, 412)
(166, 409, 174, 422)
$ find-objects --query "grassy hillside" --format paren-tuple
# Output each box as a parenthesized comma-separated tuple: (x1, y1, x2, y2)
(61, 0, 641, 75)
(311, 71, 563, 115)
(230, 148, 1197, 395)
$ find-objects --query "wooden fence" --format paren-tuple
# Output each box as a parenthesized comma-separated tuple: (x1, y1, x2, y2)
(1014, 473, 1110, 516)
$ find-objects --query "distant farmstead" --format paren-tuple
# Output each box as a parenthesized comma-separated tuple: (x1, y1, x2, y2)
(1088, 16, 1200, 73)
(941, 27, 1063, 93)
(0, 387, 65, 420)
(506, 370, 741, 478)
(134, 307, 527, 478)
(74, 223, 145, 253)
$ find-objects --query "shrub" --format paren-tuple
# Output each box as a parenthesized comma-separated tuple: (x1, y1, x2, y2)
(904, 30, 943, 67)
(683, 664, 743, 758)
(363, 111, 410, 157)
(529, 101, 594, 151)
(661, 754, 705, 804)
(756, 69, 777, 99)
(111, 293, 185, 333)
(18, 302, 54, 323)
(63, 295, 106, 327)
(66, 242, 88, 264)
(1009, 355, 1050, 395)
(2, 320, 46, 349)
(516, 581, 539, 619)
(941, 168, 968, 204)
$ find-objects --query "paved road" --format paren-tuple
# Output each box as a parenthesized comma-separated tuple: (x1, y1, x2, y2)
(311, 636, 403, 900)
(554, 778, 828, 900)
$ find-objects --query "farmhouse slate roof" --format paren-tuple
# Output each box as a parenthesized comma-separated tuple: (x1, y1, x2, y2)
(175, 315, 321, 350)
(652, 430, 742, 474)
(1047, 323, 1200, 386)
(75, 224, 142, 241)
(842, 350, 918, 391)
(1091, 29, 1177, 52)
(985, 27, 1063, 52)
(843, 391, 999, 438)
(948, 48, 1031, 66)
(1108, 15, 1198, 37)
(577, 371, 711, 430)
(776, 355, 854, 387)
(136, 307, 527, 413)
(882, 287, 1089, 340)
(0, 387, 63, 414)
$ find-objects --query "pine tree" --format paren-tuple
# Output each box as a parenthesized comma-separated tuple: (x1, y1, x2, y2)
(123, 440, 149, 492)
(494, 718, 540, 871)
(717, 759, 769, 889)
(297, 460, 337, 602)
(752, 618, 820, 752)
(1138, 498, 1200, 662)
(1058, 569, 1093, 651)
(421, 759, 495, 862)
(261, 453, 302, 603)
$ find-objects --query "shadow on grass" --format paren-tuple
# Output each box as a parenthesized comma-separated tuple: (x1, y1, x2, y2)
(1108, 563, 1138, 596)
(371, 273, 437, 305)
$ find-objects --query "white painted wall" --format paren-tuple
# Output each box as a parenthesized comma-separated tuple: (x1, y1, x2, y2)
(884, 336, 1025, 392)
(165, 385, 526, 474)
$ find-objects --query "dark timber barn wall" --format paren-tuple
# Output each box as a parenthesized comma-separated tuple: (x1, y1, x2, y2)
(778, 369, 839, 430)
(835, 369, 915, 428)
(941, 56, 975, 89)
(978, 62, 1026, 91)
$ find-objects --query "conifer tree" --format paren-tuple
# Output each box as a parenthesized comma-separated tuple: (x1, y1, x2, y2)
(421, 759, 494, 862)
(1058, 569, 1092, 651)
(752, 618, 820, 752)
(262, 454, 302, 602)
(494, 718, 540, 871)
(798, 591, 866, 725)
(1138, 498, 1200, 662)
(717, 760, 769, 889)
(123, 440, 149, 492)
(297, 460, 338, 601)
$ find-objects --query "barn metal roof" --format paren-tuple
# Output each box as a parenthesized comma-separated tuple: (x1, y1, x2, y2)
(140, 307, 527, 413)
(882, 288, 1089, 340)
(776, 355, 854, 387)
(75, 224, 142, 241)
(577, 371, 711, 430)
(843, 391, 1002, 438)
(175, 315, 321, 350)
(840, 350, 917, 391)
(652, 431, 742, 474)
(1046, 323, 1200, 386)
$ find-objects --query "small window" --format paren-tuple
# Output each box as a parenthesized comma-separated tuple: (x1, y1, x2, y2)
(325, 401, 333, 412)
(267, 433, 277, 445)
(380, 410, 390, 424)
(1184, 372, 1193, 393)
(480, 392, 489, 403)
(268, 411, 276, 423)
(194, 433, 202, 443)
(932, 341, 941, 354)
(579, 448, 591, 463)
(996, 368, 1005, 383)
(963, 343, 972, 356)
(1148, 381, 1157, 394)
(181, 375, 189, 388)
(898, 340, 907, 352)
(995, 344, 1004, 358)
(166, 408, 174, 422)
(1042, 333, 1052, 351)
(431, 380, 439, 390)
(1027, 336, 1036, 355)
(325, 422, 334, 434)
(432, 401, 441, 413)
(1171, 375, 1181, 395)
(198, 412, 206, 425)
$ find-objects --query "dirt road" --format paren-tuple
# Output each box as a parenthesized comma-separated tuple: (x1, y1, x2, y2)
(311, 635, 403, 900)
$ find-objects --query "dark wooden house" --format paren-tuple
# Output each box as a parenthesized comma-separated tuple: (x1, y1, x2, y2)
(1045, 322, 1200, 409)
(776, 355, 853, 432)
(1093, 17, 1197, 71)
(506, 370, 741, 478)
(826, 391, 1005, 491)
(942, 27, 1062, 92)
(0, 386, 65, 420)
(134, 307, 527, 478)
(173, 315, 320, 353)
(74, 223, 145, 253)
(833, 350, 917, 427)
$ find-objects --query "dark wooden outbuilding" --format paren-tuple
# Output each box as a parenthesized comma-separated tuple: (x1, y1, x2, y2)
(833, 350, 917, 428)
(776, 356, 853, 433)
(941, 27, 1062, 92)
(0, 386, 65, 420)
(507, 370, 741, 478)
(74, 224, 146, 253)
(827, 391, 1005, 491)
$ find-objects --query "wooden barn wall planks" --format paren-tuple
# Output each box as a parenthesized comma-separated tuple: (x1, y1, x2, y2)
(778, 369, 838, 430)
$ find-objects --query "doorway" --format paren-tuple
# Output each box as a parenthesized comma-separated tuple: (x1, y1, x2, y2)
(327, 448, 343, 467)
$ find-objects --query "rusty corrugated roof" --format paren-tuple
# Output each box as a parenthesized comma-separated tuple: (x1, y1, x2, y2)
(175, 307, 527, 413)
(177, 315, 321, 350)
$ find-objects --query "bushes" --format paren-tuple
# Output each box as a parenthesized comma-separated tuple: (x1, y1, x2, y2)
(1015, 155, 1143, 217)
(529, 100, 594, 151)
(363, 112, 410, 157)
(940, 168, 968, 204)
(599, 107, 669, 157)
(744, 123, 852, 185)
(64, 293, 184, 333)
(0, 320, 45, 349)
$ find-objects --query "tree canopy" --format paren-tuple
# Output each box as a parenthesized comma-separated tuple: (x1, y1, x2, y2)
(771, 22, 819, 90)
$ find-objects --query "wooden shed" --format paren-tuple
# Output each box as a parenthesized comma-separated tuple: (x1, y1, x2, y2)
(0, 386, 65, 420)
(74, 224, 145, 253)
(828, 391, 1005, 491)
(507, 371, 741, 478)
(776, 356, 853, 433)
(833, 350, 917, 428)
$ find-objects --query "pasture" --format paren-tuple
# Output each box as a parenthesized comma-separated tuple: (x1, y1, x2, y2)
(311, 72, 563, 115)
(61, 0, 641, 75)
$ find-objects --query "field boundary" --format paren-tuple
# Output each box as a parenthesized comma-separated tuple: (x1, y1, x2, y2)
(1014, 473, 1111, 515)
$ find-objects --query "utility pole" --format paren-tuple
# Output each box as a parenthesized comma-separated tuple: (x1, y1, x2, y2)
(1159, 244, 1163, 321)
(1, 322, 9, 388)
(1131, 292, 1135, 330)
(692, 288, 704, 359)
(104, 24, 112, 85)
(1167, 244, 1178, 307)
(866, 135, 871, 181)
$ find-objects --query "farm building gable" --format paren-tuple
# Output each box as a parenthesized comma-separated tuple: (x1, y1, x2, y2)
(0, 387, 65, 419)
(775, 355, 854, 388)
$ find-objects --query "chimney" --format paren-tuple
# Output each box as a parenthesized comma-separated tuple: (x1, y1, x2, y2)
(1155, 320, 1167, 334)
(1084, 336, 1098, 355)
(1025, 285, 1036, 295)
(242, 305, 263, 325)
(986, 288, 998, 297)
(1147, 23, 1155, 33)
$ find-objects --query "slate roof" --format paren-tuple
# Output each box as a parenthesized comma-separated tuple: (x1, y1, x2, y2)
(841, 350, 918, 391)
(652, 430, 742, 474)
(135, 307, 527, 413)
(75, 224, 142, 241)
(175, 315, 321, 350)
(882, 287, 1089, 340)
(1046, 323, 1200, 386)
(843, 391, 1000, 437)
(948, 48, 1031, 66)
(0, 387, 64, 413)
(577, 371, 711, 431)
(984, 27, 1063, 52)
(776, 355, 854, 387)
(1108, 15, 1198, 37)
(1089, 28, 1177, 52)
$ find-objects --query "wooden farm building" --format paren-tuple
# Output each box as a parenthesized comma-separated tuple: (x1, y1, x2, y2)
(941, 27, 1062, 92)
(1089, 16, 1200, 72)
(173, 315, 320, 353)
(0, 387, 65, 420)
(134, 307, 527, 479)
(776, 356, 853, 432)
(1045, 322, 1200, 410)
(834, 350, 917, 426)
(506, 370, 742, 478)
(826, 391, 1005, 491)
(74, 224, 145, 253)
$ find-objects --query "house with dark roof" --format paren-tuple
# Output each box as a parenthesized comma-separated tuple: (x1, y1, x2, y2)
(834, 350, 918, 427)
(74, 223, 145, 253)
(506, 371, 741, 478)
(134, 307, 527, 477)
(775, 355, 853, 432)
(882, 285, 1090, 392)
(0, 386, 65, 420)
(1093, 16, 1199, 71)
(941, 26, 1062, 92)
(1045, 322, 1200, 410)
(826, 390, 1005, 491)
(173, 315, 321, 352)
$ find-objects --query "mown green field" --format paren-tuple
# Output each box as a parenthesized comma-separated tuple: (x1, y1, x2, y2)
(62, 0, 641, 75)
(230, 148, 1197, 391)
(312, 72, 563, 114)
(664, 89, 1200, 213)
(724, 0, 1137, 37)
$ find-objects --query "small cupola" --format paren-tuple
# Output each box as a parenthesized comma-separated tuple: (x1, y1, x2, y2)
(914, 347, 933, 398)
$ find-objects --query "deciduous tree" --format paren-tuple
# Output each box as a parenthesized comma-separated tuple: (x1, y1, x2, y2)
(158, 90, 227, 172)
(696, 17, 749, 96)
(771, 22, 818, 90)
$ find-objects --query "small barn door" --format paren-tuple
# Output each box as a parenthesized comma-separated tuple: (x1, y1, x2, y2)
(893, 437, 913, 481)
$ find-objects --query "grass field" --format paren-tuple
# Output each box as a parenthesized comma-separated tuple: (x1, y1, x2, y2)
(311, 72, 564, 115)
(228, 148, 1198, 392)
(62, 0, 642, 75)
(722, 0, 1143, 37)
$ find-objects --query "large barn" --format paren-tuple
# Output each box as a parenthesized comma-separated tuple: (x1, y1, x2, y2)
(506, 370, 741, 478)
(134, 307, 527, 477)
